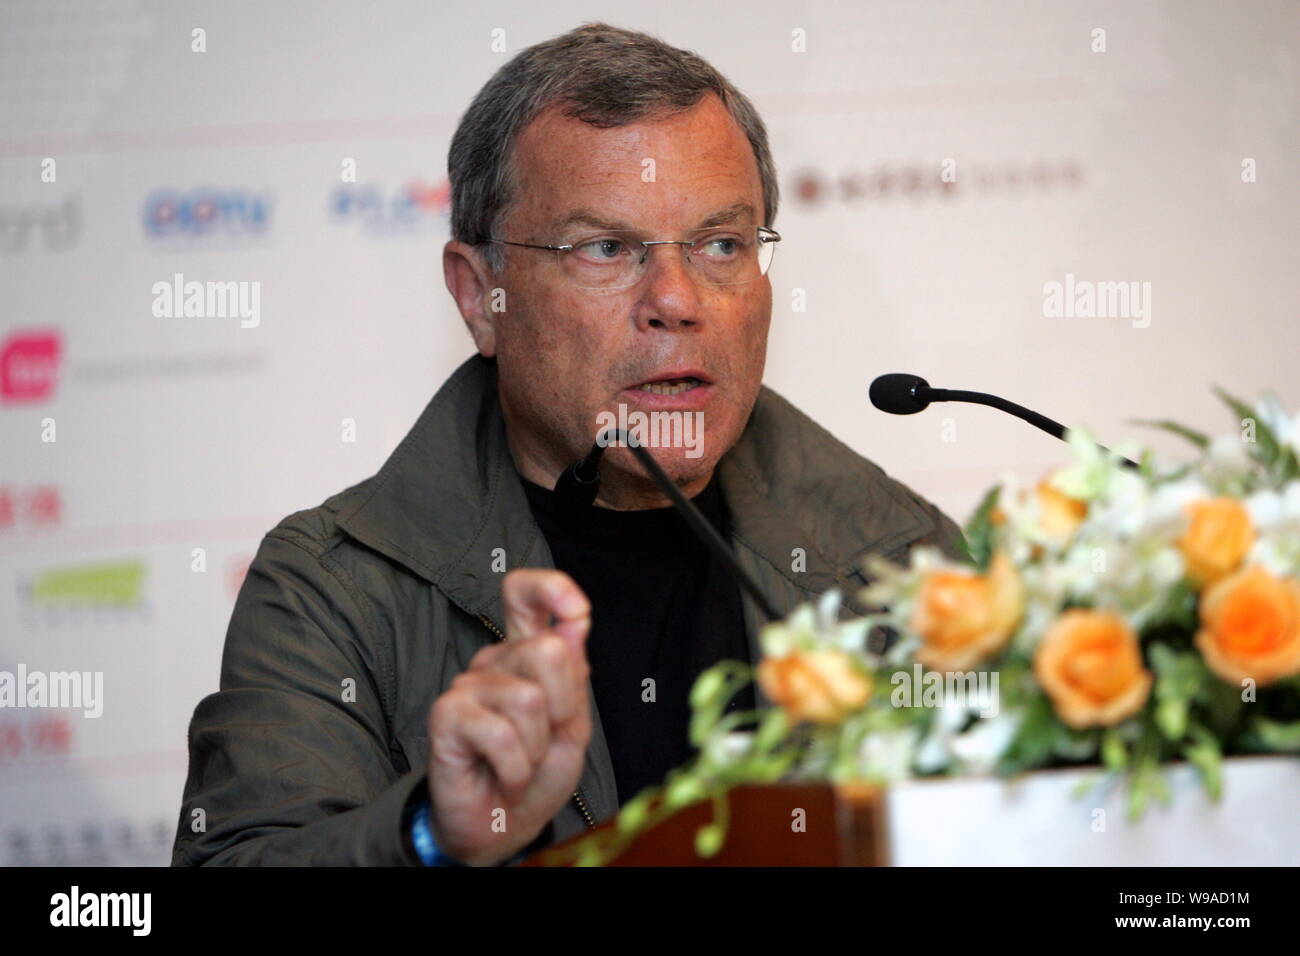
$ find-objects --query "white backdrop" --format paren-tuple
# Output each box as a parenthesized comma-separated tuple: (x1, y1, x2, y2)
(1, 0, 1296, 864)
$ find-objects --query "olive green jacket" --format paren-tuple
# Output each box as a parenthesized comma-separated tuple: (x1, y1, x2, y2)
(172, 354, 964, 865)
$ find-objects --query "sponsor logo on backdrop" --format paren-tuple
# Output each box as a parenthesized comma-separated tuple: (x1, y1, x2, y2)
(70, 351, 265, 384)
(0, 328, 62, 404)
(17, 558, 147, 617)
(143, 188, 272, 241)
(0, 484, 63, 530)
(6, 816, 173, 867)
(791, 159, 1083, 206)
(0, 196, 81, 253)
(0, 713, 73, 762)
(329, 178, 449, 235)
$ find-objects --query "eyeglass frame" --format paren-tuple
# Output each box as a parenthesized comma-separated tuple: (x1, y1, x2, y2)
(480, 225, 782, 288)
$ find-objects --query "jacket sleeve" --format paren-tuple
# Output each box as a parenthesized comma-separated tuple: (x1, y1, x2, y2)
(172, 527, 427, 866)
(903, 491, 970, 565)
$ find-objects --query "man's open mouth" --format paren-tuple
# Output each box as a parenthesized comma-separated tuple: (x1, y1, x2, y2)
(636, 376, 704, 396)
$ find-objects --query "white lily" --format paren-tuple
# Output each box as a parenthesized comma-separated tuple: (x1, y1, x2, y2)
(759, 588, 874, 659)
(1246, 481, 1300, 577)
(1255, 391, 1300, 457)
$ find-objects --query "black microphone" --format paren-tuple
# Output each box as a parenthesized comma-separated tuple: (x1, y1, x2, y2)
(869, 372, 1141, 470)
(552, 429, 781, 622)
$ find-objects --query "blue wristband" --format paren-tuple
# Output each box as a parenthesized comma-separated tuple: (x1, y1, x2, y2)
(410, 798, 463, 867)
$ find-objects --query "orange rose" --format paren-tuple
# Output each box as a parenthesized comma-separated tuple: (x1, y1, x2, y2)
(988, 479, 1086, 555)
(1036, 479, 1088, 544)
(757, 649, 872, 725)
(909, 551, 1025, 671)
(1177, 498, 1254, 586)
(1195, 564, 1300, 686)
(1034, 609, 1152, 729)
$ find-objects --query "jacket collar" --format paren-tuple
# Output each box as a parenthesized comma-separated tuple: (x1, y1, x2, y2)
(335, 354, 938, 628)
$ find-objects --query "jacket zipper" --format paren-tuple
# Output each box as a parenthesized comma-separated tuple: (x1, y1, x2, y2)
(477, 614, 597, 830)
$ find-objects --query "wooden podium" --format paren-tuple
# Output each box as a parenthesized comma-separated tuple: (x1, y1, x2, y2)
(524, 783, 888, 866)
(525, 756, 1300, 866)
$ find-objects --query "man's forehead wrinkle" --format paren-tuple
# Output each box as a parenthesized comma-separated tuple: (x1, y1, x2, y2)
(509, 96, 763, 236)
(515, 96, 748, 177)
(544, 198, 756, 235)
(537, 156, 760, 234)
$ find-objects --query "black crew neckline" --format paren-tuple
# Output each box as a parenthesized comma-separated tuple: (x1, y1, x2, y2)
(521, 471, 728, 551)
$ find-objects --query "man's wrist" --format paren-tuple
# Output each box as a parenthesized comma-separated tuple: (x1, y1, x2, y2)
(407, 796, 464, 867)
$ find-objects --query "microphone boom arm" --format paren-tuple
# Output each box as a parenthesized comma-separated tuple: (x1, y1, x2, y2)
(559, 428, 782, 623)
(606, 429, 782, 623)
(919, 386, 1140, 470)
(924, 387, 1069, 441)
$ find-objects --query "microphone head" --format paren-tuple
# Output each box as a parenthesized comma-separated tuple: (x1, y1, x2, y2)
(869, 373, 932, 415)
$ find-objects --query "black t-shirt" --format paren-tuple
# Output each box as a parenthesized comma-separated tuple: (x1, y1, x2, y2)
(522, 472, 756, 806)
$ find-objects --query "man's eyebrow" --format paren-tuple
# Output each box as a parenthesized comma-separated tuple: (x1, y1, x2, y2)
(549, 201, 758, 234)
(695, 201, 757, 229)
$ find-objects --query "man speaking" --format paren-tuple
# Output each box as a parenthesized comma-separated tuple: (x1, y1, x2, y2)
(173, 22, 963, 867)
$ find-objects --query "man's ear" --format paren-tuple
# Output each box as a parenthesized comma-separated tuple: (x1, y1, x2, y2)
(443, 240, 499, 357)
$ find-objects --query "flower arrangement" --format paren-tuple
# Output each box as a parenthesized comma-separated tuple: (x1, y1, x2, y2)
(543, 388, 1300, 866)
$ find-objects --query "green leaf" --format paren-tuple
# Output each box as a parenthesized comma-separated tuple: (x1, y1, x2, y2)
(1244, 717, 1300, 753)
(1151, 462, 1195, 487)
(689, 667, 727, 711)
(1126, 766, 1151, 821)
(694, 823, 725, 857)
(1101, 729, 1127, 771)
(1182, 725, 1223, 801)
(1213, 385, 1285, 470)
(1128, 417, 1210, 451)
(1145, 579, 1198, 631)
(1201, 676, 1248, 739)
(1150, 771, 1172, 807)
(1150, 642, 1207, 704)
(1052, 724, 1100, 761)
(1070, 772, 1104, 799)
(617, 791, 654, 833)
(1156, 697, 1188, 740)
(688, 663, 753, 746)
(753, 707, 789, 752)
(995, 693, 1057, 774)
(961, 485, 1001, 572)
(664, 775, 706, 809)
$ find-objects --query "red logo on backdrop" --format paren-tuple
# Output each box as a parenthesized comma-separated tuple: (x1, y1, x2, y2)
(1, 329, 62, 403)
(0, 715, 73, 762)
(0, 484, 63, 531)
(406, 178, 450, 214)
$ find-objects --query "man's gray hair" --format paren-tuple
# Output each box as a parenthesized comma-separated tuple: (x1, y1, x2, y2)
(448, 22, 779, 272)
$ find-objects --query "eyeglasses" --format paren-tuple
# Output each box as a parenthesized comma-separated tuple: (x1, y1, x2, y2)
(484, 226, 781, 293)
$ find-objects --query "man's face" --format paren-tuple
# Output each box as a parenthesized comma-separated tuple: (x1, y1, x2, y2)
(478, 94, 772, 503)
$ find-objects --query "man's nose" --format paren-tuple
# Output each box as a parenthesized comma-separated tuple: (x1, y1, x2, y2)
(632, 244, 703, 331)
